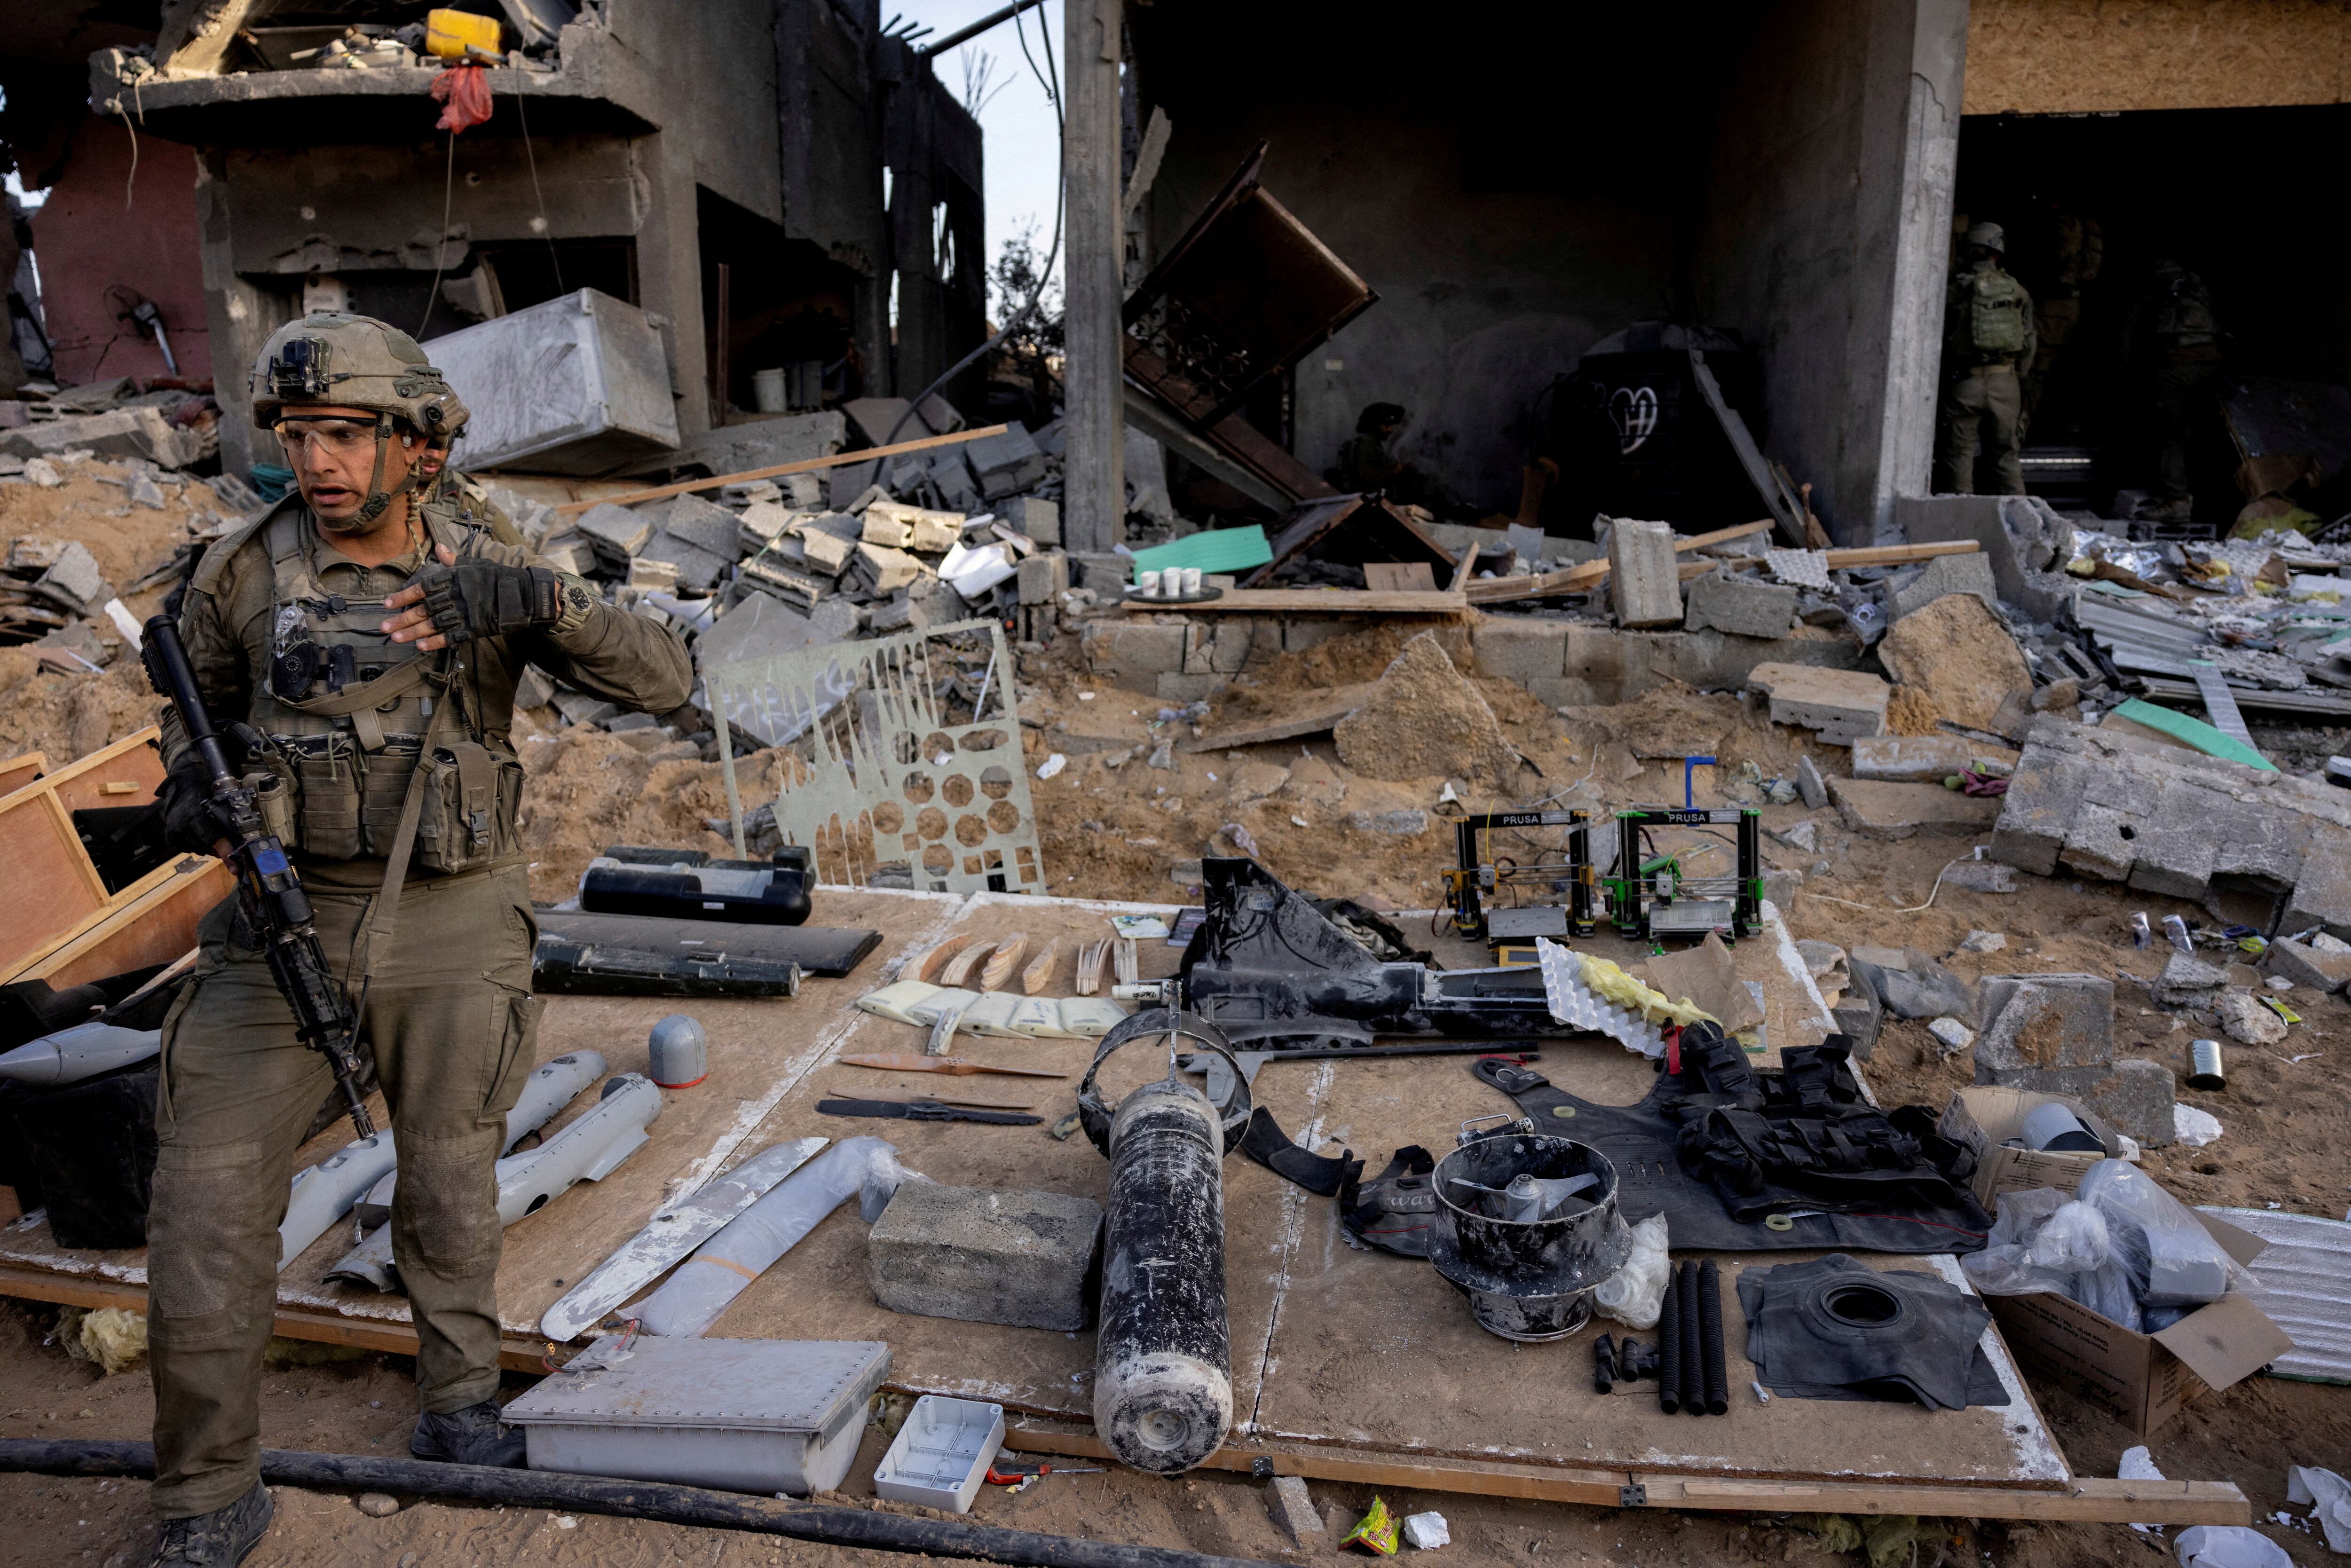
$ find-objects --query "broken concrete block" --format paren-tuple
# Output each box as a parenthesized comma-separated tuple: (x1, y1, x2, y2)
(514, 665, 556, 710)
(576, 502, 654, 564)
(861, 509, 911, 547)
(868, 593, 930, 634)
(1928, 1016, 1976, 1055)
(1891, 549, 2000, 620)
(1943, 860, 2019, 894)
(537, 530, 598, 577)
(1851, 950, 1975, 1022)
(1471, 616, 1570, 685)
(637, 529, 728, 593)
(0, 404, 200, 468)
(1830, 984, 1882, 1060)
(2282, 821, 2351, 941)
(1017, 552, 1069, 607)
(1747, 663, 1888, 744)
(1607, 519, 1682, 628)
(1183, 619, 1253, 677)
(36, 541, 106, 613)
(2124, 779, 2230, 900)
(658, 494, 749, 563)
(2215, 990, 2287, 1046)
(999, 496, 1060, 546)
(552, 690, 620, 727)
(1876, 591, 2035, 734)
(1826, 778, 2001, 839)
(1082, 620, 1188, 687)
(692, 593, 820, 676)
(910, 577, 967, 628)
(1348, 809, 1430, 835)
(1683, 568, 1796, 639)
(2266, 938, 2351, 994)
(2210, 807, 2311, 891)
(927, 450, 985, 512)
(626, 556, 680, 591)
(1851, 733, 2018, 783)
(1974, 975, 2115, 1095)
(2086, 1058, 2177, 1148)
(964, 423, 1049, 499)
(736, 499, 797, 556)
(2150, 951, 2229, 1009)
(867, 1183, 1103, 1332)
(1267, 1476, 1324, 1544)
(798, 515, 862, 576)
(1796, 755, 1829, 810)
(2058, 802, 2143, 883)
(1989, 754, 2091, 878)
(855, 542, 925, 594)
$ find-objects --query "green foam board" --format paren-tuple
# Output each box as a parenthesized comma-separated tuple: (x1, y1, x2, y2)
(1126, 525, 1273, 581)
(2111, 698, 2276, 772)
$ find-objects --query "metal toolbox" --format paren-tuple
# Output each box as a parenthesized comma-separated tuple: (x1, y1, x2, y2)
(872, 1394, 1005, 1513)
(424, 287, 680, 475)
(503, 1335, 890, 1495)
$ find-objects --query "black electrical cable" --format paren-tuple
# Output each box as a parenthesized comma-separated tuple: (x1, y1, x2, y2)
(1698, 1259, 1730, 1416)
(0, 1441, 1288, 1568)
(1656, 1268, 1682, 1414)
(1676, 1261, 1704, 1418)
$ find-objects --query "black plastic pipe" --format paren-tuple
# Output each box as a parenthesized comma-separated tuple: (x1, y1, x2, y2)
(1676, 1262, 1704, 1418)
(0, 1441, 1286, 1568)
(1656, 1269, 1682, 1414)
(1697, 1260, 1730, 1416)
(1592, 1332, 1617, 1395)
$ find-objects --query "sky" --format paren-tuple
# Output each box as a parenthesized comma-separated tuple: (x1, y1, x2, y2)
(891, 0, 1065, 311)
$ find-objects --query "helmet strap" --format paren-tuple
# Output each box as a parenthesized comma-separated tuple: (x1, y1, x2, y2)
(353, 411, 422, 527)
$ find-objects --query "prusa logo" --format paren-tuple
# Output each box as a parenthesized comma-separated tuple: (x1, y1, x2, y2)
(1609, 386, 1658, 454)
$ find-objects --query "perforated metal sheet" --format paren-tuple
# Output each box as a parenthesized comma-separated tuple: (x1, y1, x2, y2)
(706, 619, 1045, 896)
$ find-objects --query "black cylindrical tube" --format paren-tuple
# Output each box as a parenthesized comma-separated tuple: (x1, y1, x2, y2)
(1698, 1260, 1729, 1415)
(1096, 1076, 1232, 1473)
(1657, 1266, 1683, 1413)
(0, 1439, 1285, 1568)
(1593, 1332, 1617, 1394)
(1677, 1261, 1704, 1416)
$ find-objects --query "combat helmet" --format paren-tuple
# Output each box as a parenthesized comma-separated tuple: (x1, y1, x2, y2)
(1964, 221, 2006, 254)
(250, 311, 470, 523)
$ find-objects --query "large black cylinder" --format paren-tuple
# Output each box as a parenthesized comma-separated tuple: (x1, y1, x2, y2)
(1094, 1073, 1231, 1473)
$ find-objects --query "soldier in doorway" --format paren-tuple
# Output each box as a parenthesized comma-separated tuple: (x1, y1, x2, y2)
(1333, 401, 1435, 505)
(2019, 199, 2102, 439)
(1933, 221, 2037, 496)
(2125, 258, 2224, 524)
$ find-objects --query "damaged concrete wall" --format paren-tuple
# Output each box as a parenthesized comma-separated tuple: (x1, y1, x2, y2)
(1694, 0, 1966, 543)
(31, 119, 212, 386)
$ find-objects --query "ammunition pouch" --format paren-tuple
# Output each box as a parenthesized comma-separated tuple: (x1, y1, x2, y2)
(414, 738, 522, 875)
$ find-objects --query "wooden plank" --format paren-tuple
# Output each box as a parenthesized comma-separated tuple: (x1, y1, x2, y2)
(0, 752, 45, 798)
(548, 425, 1011, 518)
(1362, 562, 1438, 591)
(23, 856, 232, 989)
(0, 1262, 551, 1374)
(998, 1427, 2247, 1525)
(1177, 682, 1377, 752)
(1821, 541, 1981, 568)
(2137, 677, 2351, 719)
(1122, 589, 1469, 615)
(0, 788, 110, 979)
(1466, 533, 1975, 605)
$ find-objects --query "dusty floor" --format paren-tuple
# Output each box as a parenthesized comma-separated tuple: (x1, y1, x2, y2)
(3, 555, 2347, 1562)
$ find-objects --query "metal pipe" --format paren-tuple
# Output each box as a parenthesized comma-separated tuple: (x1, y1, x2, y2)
(917, 0, 1048, 58)
(0, 1440, 1287, 1568)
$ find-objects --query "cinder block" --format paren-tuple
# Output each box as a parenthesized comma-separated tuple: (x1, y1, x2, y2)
(1067, 551, 1128, 594)
(1266, 1476, 1323, 1544)
(868, 1184, 1102, 1331)
(638, 529, 729, 593)
(1608, 519, 1682, 627)
(1281, 618, 1349, 654)
(1157, 672, 1222, 701)
(1018, 552, 1069, 606)
(1563, 623, 1629, 703)
(2058, 802, 2142, 883)
(576, 501, 654, 562)
(1082, 620, 1187, 679)
(1974, 975, 2114, 1087)
(1683, 569, 1796, 638)
(2085, 1058, 2177, 1148)
(1827, 778, 2001, 840)
(1471, 615, 1570, 685)
(998, 496, 1061, 546)
(1991, 756, 2091, 877)
(1746, 663, 1889, 744)
(1852, 734, 2016, 783)
(1183, 619, 1254, 676)
(659, 494, 750, 563)
(514, 665, 556, 711)
(2211, 808, 2311, 890)
(2125, 779, 2228, 899)
(2149, 952, 2228, 1009)
(2266, 938, 2351, 994)
(1830, 983, 1881, 1060)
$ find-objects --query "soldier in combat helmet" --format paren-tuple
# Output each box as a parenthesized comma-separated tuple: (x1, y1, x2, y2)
(139, 311, 691, 1566)
(1933, 221, 2037, 496)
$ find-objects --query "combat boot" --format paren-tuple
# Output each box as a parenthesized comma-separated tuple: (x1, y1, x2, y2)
(149, 1480, 272, 1567)
(410, 1398, 527, 1467)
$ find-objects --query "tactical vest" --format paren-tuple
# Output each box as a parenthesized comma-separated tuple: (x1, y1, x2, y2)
(2152, 271, 2219, 352)
(1960, 268, 2028, 357)
(237, 505, 521, 873)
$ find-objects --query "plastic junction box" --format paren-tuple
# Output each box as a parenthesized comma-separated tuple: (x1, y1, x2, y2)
(502, 1334, 890, 1495)
(871, 1394, 1006, 1513)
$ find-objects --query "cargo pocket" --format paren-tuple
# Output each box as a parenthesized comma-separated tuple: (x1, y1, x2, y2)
(149, 1140, 268, 1322)
(415, 741, 503, 874)
(482, 981, 540, 1121)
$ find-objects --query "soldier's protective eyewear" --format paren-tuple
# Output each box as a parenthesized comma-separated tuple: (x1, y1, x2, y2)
(275, 418, 380, 457)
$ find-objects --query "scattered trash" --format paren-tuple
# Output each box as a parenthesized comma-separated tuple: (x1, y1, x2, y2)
(2174, 1525, 2294, 1568)
(1343, 1496, 1402, 1556)
(2288, 1465, 2351, 1554)
(1036, 752, 1068, 780)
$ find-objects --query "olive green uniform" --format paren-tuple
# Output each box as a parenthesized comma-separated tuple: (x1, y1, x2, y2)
(1934, 257, 2037, 496)
(423, 467, 525, 549)
(147, 497, 689, 1518)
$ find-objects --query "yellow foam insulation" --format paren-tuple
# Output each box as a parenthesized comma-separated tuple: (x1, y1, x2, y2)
(58, 1306, 148, 1374)
(1578, 953, 1717, 1028)
(1966, 0, 2351, 115)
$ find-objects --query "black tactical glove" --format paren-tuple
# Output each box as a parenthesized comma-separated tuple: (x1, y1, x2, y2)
(158, 760, 242, 857)
(407, 559, 563, 645)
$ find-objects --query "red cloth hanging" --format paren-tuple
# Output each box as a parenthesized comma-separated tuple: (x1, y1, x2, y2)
(430, 63, 494, 134)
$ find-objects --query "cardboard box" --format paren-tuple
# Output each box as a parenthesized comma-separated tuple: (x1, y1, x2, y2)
(1984, 1208, 2294, 1438)
(1939, 1086, 2122, 1208)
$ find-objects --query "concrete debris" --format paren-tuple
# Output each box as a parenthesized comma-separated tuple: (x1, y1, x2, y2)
(35, 541, 109, 615)
(2266, 938, 2351, 994)
(1795, 754, 1829, 809)
(1266, 1475, 1324, 1543)
(1927, 1016, 1975, 1056)
(1957, 930, 2007, 953)
(1875, 592, 2033, 736)
(2214, 991, 2288, 1046)
(1333, 632, 1520, 788)
(2150, 952, 2230, 1009)
(1851, 733, 2017, 782)
(0, 405, 204, 469)
(1889, 550, 1999, 620)
(1746, 662, 1889, 744)
(1972, 972, 2176, 1145)
(1826, 777, 2002, 839)
(1683, 567, 1796, 638)
(1347, 809, 1429, 836)
(867, 1183, 1103, 1332)
(1608, 519, 1684, 628)
(1849, 949, 1974, 1021)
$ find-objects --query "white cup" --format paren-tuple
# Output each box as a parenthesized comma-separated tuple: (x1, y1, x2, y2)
(1136, 569, 1162, 599)
(1180, 567, 1203, 596)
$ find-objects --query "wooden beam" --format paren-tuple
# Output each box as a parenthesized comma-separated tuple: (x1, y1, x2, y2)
(0, 1262, 550, 1374)
(547, 425, 1010, 518)
(1818, 540, 1981, 568)
(1121, 589, 1469, 615)
(998, 1424, 2248, 1525)
(1465, 533, 1978, 606)
(1178, 682, 1378, 753)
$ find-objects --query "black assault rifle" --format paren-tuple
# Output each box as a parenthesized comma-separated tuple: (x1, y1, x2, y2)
(142, 615, 377, 1140)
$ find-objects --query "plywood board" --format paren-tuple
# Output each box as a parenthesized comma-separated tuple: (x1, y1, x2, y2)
(1965, 0, 2351, 115)
(23, 856, 232, 990)
(0, 752, 45, 798)
(0, 787, 110, 978)
(22, 727, 166, 816)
